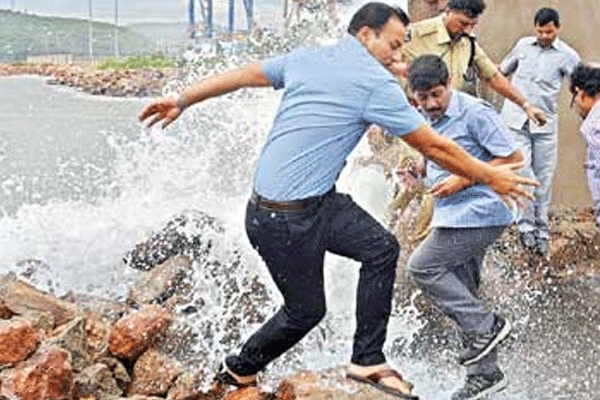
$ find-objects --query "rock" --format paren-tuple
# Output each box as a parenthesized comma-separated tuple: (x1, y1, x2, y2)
(0, 273, 78, 327)
(123, 211, 224, 271)
(154, 320, 197, 362)
(21, 309, 55, 335)
(128, 348, 182, 397)
(62, 292, 129, 323)
(73, 363, 123, 398)
(128, 255, 193, 306)
(97, 357, 131, 392)
(85, 312, 110, 361)
(166, 372, 207, 400)
(46, 316, 93, 372)
(0, 318, 41, 366)
(0, 346, 74, 400)
(0, 298, 13, 319)
(221, 387, 267, 400)
(274, 380, 296, 400)
(108, 305, 172, 360)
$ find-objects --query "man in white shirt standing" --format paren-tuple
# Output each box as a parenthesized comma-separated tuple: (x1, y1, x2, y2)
(500, 7, 580, 256)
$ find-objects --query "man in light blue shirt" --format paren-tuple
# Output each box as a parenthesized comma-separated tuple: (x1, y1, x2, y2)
(139, 3, 536, 398)
(500, 7, 580, 255)
(406, 55, 522, 400)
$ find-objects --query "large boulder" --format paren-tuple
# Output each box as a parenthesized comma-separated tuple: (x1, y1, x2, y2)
(0, 346, 74, 400)
(0, 273, 78, 328)
(0, 318, 41, 366)
(108, 305, 172, 360)
(127, 348, 182, 397)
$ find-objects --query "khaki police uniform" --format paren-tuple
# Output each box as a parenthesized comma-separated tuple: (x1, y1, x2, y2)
(401, 14, 498, 91)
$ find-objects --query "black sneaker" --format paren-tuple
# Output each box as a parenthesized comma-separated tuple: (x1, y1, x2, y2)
(459, 316, 511, 366)
(519, 231, 536, 250)
(451, 369, 507, 400)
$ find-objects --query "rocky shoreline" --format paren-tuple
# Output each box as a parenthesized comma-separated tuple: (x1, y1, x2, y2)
(0, 63, 180, 97)
(1, 205, 598, 400)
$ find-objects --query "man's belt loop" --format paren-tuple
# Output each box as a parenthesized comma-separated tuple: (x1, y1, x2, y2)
(250, 188, 334, 212)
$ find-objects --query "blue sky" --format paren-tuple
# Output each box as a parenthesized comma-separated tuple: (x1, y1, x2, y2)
(1, 0, 282, 24)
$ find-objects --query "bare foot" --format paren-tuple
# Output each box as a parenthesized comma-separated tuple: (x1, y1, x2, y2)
(347, 363, 414, 394)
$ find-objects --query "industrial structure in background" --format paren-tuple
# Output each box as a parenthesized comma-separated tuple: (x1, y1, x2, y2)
(187, 0, 341, 40)
(188, 0, 254, 40)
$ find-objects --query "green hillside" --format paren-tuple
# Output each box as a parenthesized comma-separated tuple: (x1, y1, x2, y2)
(0, 10, 156, 62)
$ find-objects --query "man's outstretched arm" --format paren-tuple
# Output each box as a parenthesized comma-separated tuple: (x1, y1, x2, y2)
(485, 71, 547, 126)
(138, 63, 272, 128)
(402, 123, 537, 202)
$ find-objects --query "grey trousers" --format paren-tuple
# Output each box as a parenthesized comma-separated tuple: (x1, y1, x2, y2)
(511, 123, 558, 239)
(407, 226, 506, 375)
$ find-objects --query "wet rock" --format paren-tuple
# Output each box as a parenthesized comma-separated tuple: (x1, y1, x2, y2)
(124, 210, 224, 271)
(489, 206, 600, 286)
(154, 319, 198, 363)
(0, 346, 74, 400)
(85, 313, 111, 361)
(0, 273, 78, 327)
(0, 298, 13, 319)
(128, 255, 193, 307)
(0, 318, 41, 366)
(97, 357, 131, 392)
(21, 309, 55, 335)
(47, 316, 93, 372)
(63, 292, 129, 323)
(165, 372, 200, 400)
(73, 363, 123, 398)
(128, 348, 182, 397)
(221, 387, 267, 400)
(274, 380, 296, 400)
(108, 305, 172, 360)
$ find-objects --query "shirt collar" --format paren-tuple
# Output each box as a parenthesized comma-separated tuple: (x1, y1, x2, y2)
(436, 15, 453, 45)
(427, 90, 461, 125)
(530, 36, 562, 50)
(437, 14, 476, 45)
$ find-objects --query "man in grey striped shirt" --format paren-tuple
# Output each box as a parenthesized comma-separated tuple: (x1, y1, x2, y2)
(499, 7, 580, 255)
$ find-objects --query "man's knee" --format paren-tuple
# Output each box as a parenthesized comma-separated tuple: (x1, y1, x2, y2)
(284, 301, 327, 331)
(407, 251, 431, 285)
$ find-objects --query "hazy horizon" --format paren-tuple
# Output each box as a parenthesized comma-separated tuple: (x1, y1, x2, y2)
(0, 0, 282, 25)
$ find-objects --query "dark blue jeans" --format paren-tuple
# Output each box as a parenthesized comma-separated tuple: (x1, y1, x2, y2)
(226, 189, 400, 375)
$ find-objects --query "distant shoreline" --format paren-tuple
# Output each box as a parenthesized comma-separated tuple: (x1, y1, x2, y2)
(0, 63, 179, 97)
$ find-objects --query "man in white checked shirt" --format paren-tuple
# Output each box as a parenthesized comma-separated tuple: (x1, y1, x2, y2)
(570, 63, 600, 229)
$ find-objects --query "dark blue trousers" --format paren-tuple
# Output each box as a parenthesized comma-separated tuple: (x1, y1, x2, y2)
(226, 189, 400, 375)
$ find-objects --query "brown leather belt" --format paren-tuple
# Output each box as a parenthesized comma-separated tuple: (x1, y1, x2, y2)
(250, 189, 333, 212)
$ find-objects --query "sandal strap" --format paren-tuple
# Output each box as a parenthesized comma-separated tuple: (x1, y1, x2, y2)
(366, 368, 404, 383)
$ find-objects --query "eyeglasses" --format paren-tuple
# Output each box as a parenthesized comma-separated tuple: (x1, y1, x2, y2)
(570, 93, 575, 108)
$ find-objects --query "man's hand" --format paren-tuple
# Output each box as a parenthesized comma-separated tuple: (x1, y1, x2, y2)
(429, 175, 471, 197)
(524, 103, 548, 126)
(487, 162, 538, 203)
(138, 97, 184, 129)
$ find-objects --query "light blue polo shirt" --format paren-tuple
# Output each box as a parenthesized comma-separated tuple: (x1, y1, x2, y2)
(254, 36, 425, 201)
(427, 90, 518, 228)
